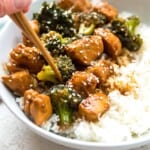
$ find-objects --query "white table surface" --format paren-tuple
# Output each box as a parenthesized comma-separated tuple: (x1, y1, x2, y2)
(0, 103, 77, 150)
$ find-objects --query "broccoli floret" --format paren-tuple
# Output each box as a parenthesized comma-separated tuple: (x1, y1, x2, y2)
(37, 65, 58, 83)
(37, 55, 76, 83)
(34, 2, 76, 37)
(56, 55, 76, 82)
(75, 12, 107, 28)
(78, 23, 95, 35)
(125, 16, 140, 34)
(40, 31, 74, 57)
(73, 12, 107, 35)
(110, 16, 143, 51)
(40, 31, 65, 57)
(47, 84, 82, 125)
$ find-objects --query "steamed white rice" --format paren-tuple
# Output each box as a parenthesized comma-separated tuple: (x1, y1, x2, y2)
(17, 12, 150, 143)
(69, 17, 150, 143)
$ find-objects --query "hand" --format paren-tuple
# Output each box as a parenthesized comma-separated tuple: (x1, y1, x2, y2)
(0, 0, 32, 17)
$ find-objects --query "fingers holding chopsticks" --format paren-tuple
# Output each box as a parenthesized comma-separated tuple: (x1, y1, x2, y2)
(0, 0, 32, 17)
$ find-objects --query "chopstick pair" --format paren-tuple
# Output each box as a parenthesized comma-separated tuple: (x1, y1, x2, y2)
(9, 12, 62, 82)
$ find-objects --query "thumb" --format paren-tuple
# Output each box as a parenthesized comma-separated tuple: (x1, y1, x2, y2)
(0, 0, 32, 17)
(14, 0, 32, 12)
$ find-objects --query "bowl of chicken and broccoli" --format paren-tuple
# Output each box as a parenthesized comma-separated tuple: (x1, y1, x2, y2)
(1, 0, 150, 150)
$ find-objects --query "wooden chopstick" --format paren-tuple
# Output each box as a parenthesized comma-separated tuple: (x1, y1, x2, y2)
(9, 12, 63, 82)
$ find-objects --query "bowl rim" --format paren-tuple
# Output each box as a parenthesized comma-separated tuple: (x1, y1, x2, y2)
(1, 21, 150, 150)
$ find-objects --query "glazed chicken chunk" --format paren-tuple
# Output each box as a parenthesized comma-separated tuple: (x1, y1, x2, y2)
(92, 2, 118, 21)
(79, 92, 110, 121)
(10, 44, 45, 73)
(65, 35, 104, 65)
(57, 0, 92, 12)
(24, 89, 53, 126)
(6, 59, 24, 73)
(2, 70, 37, 96)
(68, 71, 99, 98)
(87, 60, 114, 84)
(95, 28, 122, 57)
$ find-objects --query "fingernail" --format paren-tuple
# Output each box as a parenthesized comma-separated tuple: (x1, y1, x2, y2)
(14, 0, 23, 9)
(14, 0, 31, 9)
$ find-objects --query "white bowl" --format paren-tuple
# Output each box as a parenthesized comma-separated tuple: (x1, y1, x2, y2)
(0, 0, 150, 150)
